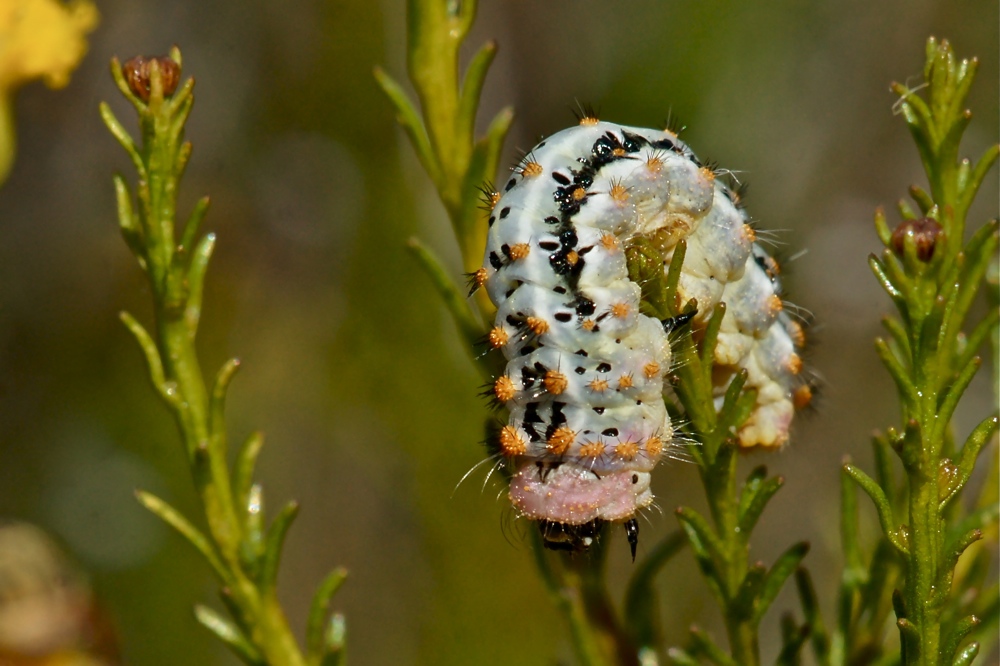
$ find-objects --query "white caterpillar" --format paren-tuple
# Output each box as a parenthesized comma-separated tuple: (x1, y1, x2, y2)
(472, 119, 811, 553)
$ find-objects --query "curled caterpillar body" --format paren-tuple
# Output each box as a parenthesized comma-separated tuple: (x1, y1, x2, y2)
(479, 121, 808, 552)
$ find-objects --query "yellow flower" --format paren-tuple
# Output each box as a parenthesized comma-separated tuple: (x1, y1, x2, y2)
(0, 0, 98, 183)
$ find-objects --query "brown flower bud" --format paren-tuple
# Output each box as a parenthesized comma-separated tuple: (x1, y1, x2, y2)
(121, 56, 181, 102)
(890, 217, 943, 262)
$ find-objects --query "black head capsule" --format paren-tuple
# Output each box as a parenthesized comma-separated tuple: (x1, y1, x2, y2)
(624, 518, 639, 561)
(661, 310, 697, 334)
(538, 519, 602, 552)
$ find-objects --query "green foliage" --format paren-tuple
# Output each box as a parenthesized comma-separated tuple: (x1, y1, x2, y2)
(101, 48, 345, 666)
(837, 37, 999, 666)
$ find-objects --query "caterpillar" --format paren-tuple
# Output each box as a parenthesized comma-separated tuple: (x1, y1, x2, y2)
(471, 118, 812, 556)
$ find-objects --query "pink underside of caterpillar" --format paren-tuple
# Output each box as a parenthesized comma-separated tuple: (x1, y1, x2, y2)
(509, 465, 653, 523)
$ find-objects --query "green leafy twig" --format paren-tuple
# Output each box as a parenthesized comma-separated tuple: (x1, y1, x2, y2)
(844, 37, 999, 666)
(627, 239, 812, 666)
(102, 48, 345, 666)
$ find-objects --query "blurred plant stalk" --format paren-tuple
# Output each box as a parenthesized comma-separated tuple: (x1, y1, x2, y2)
(100, 48, 346, 666)
(841, 37, 999, 666)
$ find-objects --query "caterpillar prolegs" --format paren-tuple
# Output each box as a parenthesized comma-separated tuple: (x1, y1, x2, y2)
(472, 120, 812, 555)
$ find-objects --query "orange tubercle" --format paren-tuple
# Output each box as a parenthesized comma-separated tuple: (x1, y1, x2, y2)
(643, 362, 660, 379)
(520, 161, 543, 177)
(572, 187, 587, 201)
(608, 181, 629, 203)
(494, 376, 516, 403)
(499, 425, 527, 456)
(578, 441, 606, 458)
(610, 302, 631, 319)
(484, 190, 501, 210)
(617, 373, 634, 390)
(786, 353, 803, 375)
(644, 436, 664, 457)
(600, 233, 620, 252)
(615, 441, 639, 460)
(763, 255, 781, 277)
(588, 378, 609, 392)
(526, 316, 549, 336)
(786, 320, 806, 348)
(543, 370, 568, 395)
(509, 243, 531, 261)
(488, 326, 509, 348)
(768, 295, 784, 316)
(793, 384, 814, 410)
(547, 427, 576, 455)
(472, 267, 488, 289)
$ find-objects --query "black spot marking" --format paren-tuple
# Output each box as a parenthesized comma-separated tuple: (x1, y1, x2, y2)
(631, 474, 639, 484)
(505, 178, 517, 192)
(553, 286, 567, 294)
(499, 206, 511, 219)
(520, 367, 538, 389)
(544, 216, 561, 225)
(560, 228, 578, 248)
(575, 367, 586, 375)
(651, 137, 676, 151)
(602, 428, 619, 437)
(554, 312, 572, 323)
(575, 349, 589, 357)
(596, 363, 612, 373)
(575, 297, 596, 316)
(621, 130, 644, 152)
(489, 252, 502, 270)
(550, 402, 567, 426)
(552, 172, 571, 185)
(524, 402, 543, 423)
(592, 407, 605, 415)
(539, 241, 559, 251)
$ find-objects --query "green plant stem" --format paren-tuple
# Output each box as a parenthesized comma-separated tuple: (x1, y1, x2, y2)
(864, 37, 1000, 666)
(627, 241, 769, 665)
(704, 460, 758, 666)
(103, 50, 328, 666)
(155, 303, 305, 666)
(531, 531, 625, 666)
(572, 547, 641, 666)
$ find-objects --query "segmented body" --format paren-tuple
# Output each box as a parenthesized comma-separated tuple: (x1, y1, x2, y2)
(476, 120, 810, 548)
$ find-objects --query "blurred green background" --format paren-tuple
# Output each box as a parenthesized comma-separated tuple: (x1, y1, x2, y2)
(0, 0, 996, 664)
